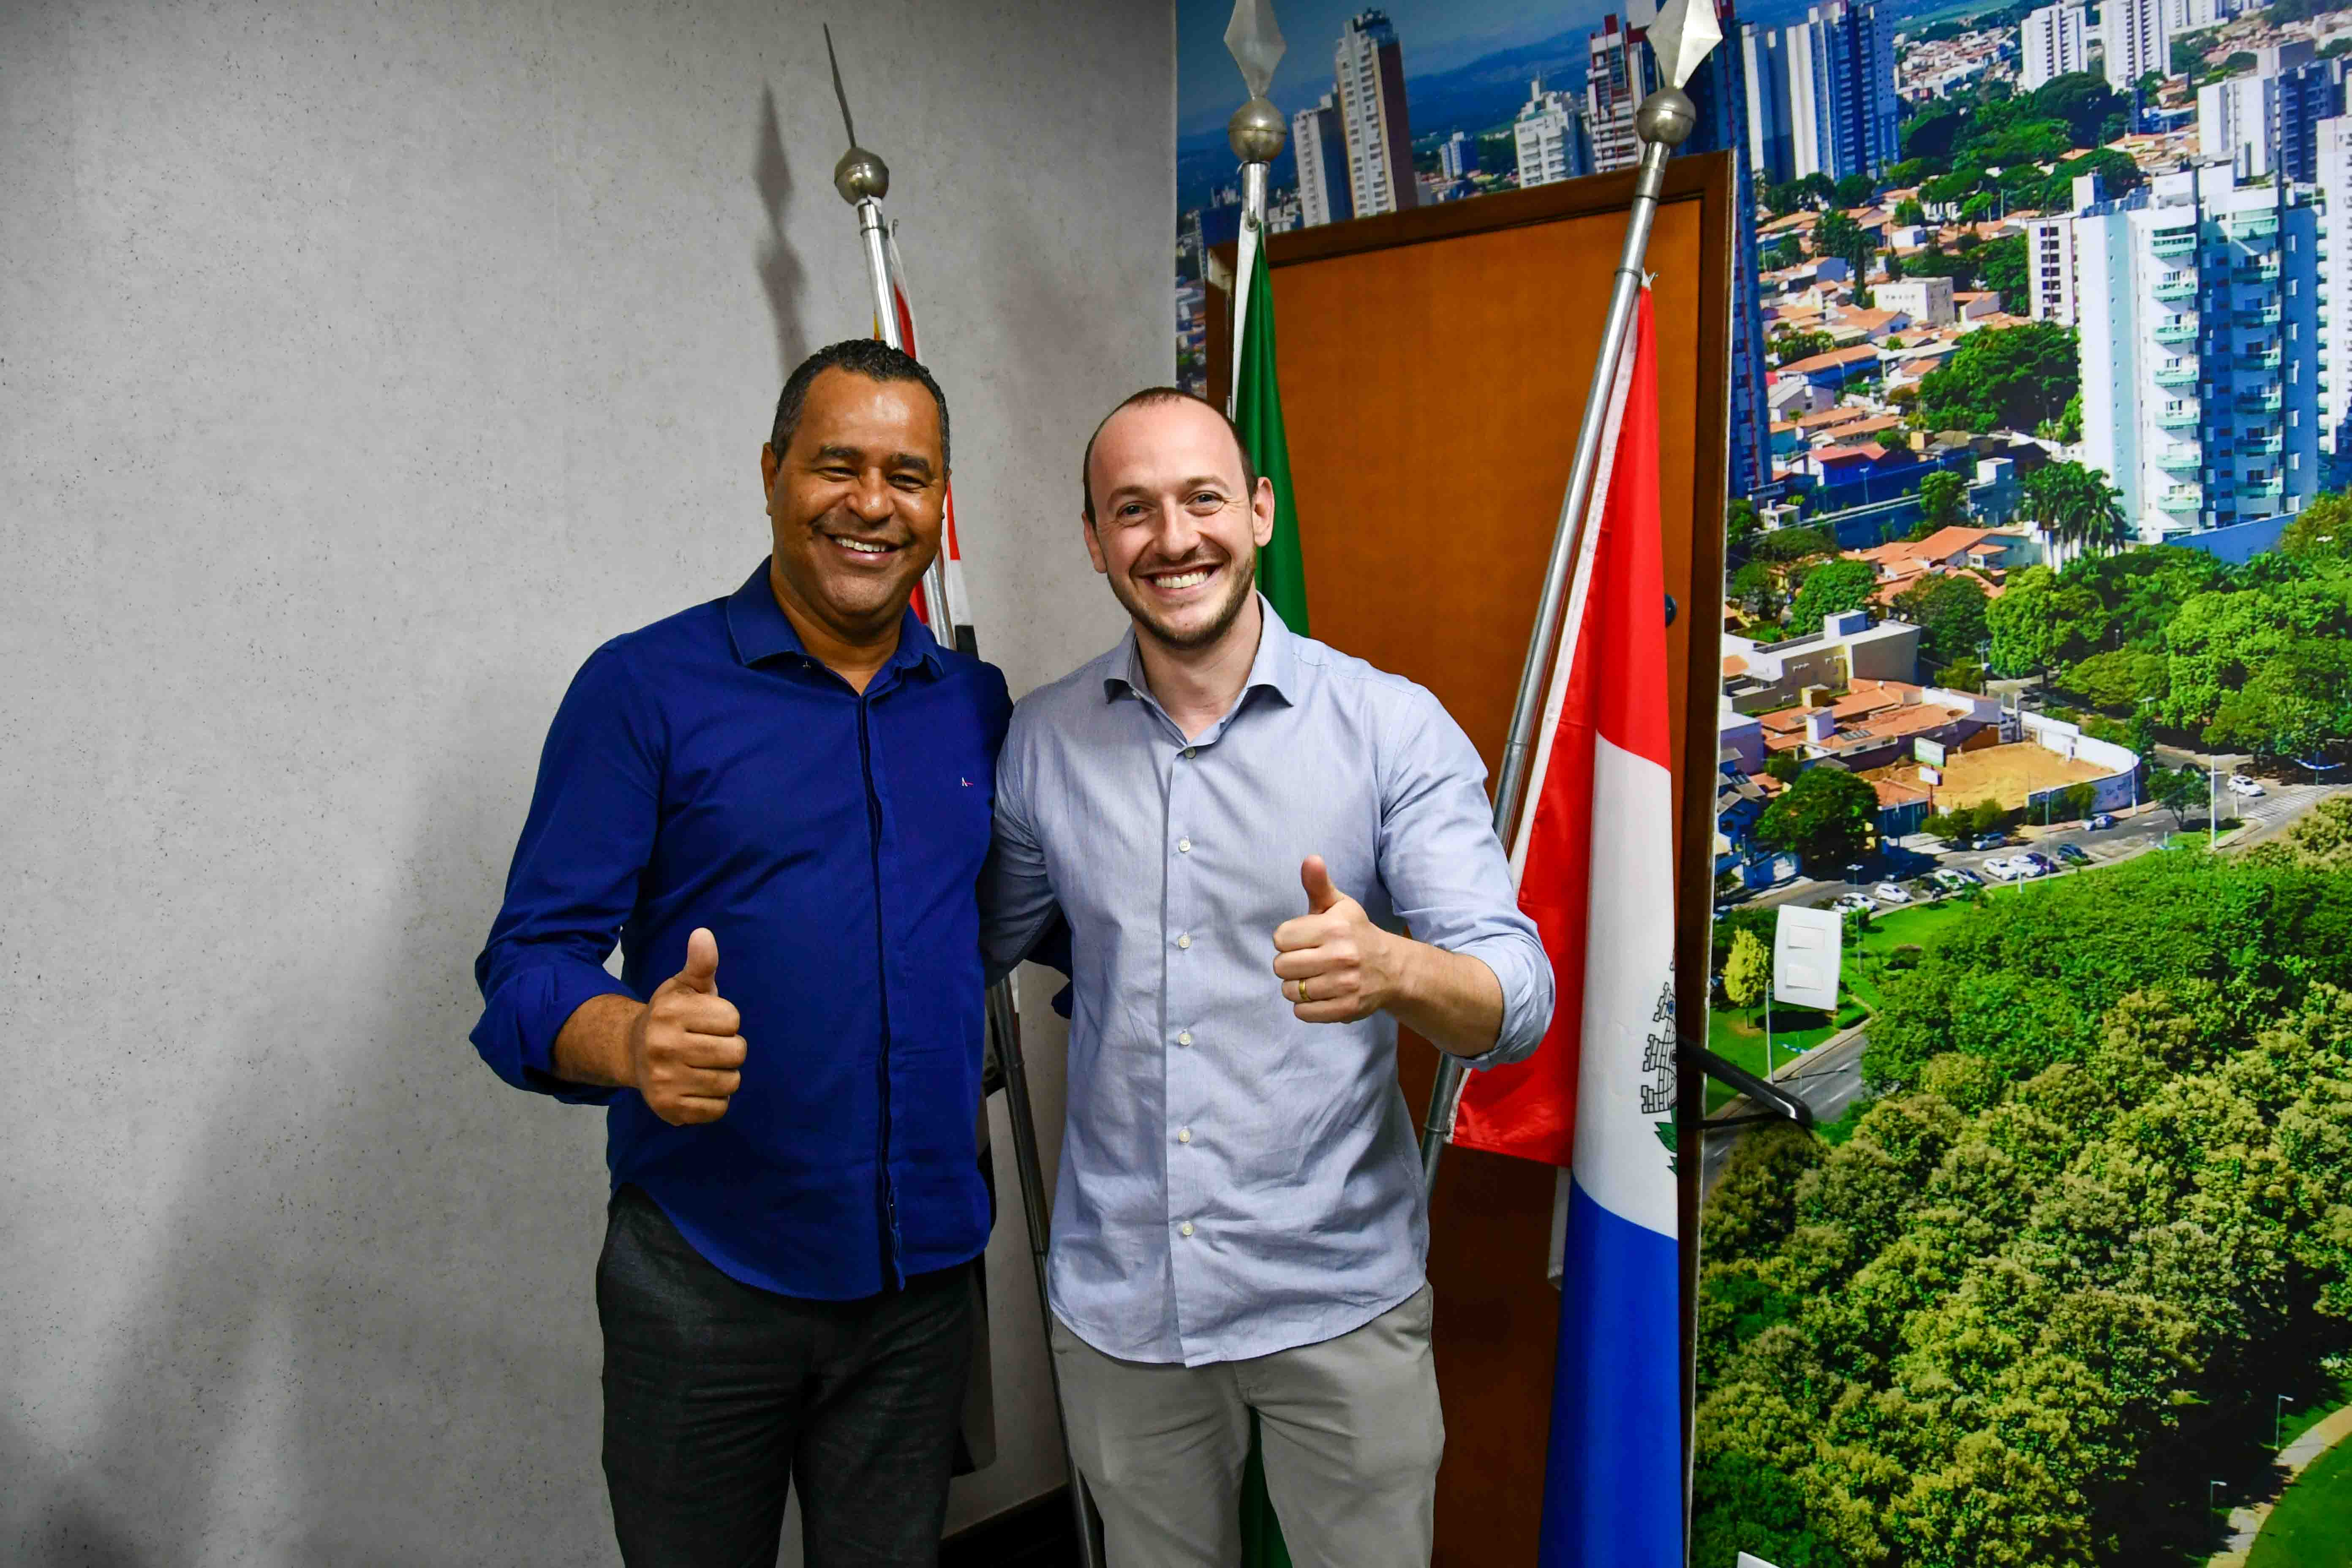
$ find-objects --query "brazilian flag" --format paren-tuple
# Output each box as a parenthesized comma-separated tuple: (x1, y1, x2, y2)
(1233, 240, 1307, 637)
(1230, 227, 1300, 1568)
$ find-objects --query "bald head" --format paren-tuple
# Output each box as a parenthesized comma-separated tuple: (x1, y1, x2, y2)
(1081, 387, 1258, 523)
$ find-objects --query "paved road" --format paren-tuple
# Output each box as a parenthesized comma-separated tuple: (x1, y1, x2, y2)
(1701, 1028, 1870, 1196)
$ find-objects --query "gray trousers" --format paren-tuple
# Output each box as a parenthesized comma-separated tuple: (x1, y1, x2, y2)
(1049, 1286, 1444, 1568)
(597, 1184, 974, 1568)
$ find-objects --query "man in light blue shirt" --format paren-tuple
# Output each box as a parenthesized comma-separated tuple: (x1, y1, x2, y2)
(982, 387, 1552, 1566)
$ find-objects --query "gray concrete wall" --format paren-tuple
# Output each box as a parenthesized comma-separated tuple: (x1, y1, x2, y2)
(0, 1, 1165, 1560)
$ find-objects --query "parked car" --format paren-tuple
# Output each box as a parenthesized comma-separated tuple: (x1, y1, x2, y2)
(2016, 858, 2050, 878)
(2055, 844, 2091, 866)
(1831, 893, 1876, 915)
(1984, 858, 2017, 880)
(2089, 813, 2117, 830)
(2021, 851, 2056, 873)
(2229, 773, 2266, 797)
(1972, 832, 2006, 850)
(1873, 881, 1912, 904)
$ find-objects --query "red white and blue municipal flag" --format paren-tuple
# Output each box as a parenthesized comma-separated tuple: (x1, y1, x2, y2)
(880, 228, 973, 637)
(1451, 291, 1681, 1568)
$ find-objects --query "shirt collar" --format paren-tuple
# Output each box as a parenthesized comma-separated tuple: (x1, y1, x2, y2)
(724, 559, 945, 678)
(1103, 592, 1303, 710)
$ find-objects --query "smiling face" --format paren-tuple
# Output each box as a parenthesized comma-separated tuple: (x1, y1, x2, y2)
(760, 367, 946, 644)
(1082, 396, 1275, 653)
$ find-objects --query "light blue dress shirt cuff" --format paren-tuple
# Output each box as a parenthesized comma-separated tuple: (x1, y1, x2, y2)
(1445, 929, 1554, 1069)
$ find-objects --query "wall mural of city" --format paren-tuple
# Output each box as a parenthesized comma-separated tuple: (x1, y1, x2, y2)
(1178, 2, 2352, 1563)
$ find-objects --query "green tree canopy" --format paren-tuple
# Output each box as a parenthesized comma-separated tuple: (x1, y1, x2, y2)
(1893, 197, 1926, 226)
(1917, 469, 1971, 531)
(1976, 234, 2028, 305)
(1892, 571, 1992, 670)
(1987, 564, 2104, 676)
(1750, 525, 1840, 566)
(1724, 928, 1770, 1010)
(1833, 172, 1877, 207)
(2028, 71, 2125, 147)
(2021, 460, 2128, 557)
(1915, 323, 2081, 433)
(2057, 646, 2166, 710)
(1755, 766, 1881, 865)
(1792, 559, 1881, 628)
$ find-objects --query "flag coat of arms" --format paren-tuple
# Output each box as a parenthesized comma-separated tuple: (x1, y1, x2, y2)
(1450, 291, 1681, 1568)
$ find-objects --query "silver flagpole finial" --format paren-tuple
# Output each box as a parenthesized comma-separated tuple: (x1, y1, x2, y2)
(1644, 0, 1723, 95)
(824, 24, 889, 203)
(1224, 0, 1288, 163)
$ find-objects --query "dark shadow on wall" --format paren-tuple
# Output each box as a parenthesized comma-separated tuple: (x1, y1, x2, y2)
(8, 679, 619, 1566)
(759, 84, 809, 379)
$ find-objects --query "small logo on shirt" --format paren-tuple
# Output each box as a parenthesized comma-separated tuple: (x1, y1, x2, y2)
(961, 777, 975, 787)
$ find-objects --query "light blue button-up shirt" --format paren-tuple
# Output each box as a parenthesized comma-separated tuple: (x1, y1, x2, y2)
(982, 602, 1552, 1366)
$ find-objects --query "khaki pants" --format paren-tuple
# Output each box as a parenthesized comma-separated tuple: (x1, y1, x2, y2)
(1049, 1286, 1444, 1568)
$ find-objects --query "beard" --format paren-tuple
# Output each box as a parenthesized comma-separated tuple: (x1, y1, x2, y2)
(1111, 547, 1259, 653)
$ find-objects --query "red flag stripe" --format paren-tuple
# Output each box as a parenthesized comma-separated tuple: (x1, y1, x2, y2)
(1451, 294, 1663, 1168)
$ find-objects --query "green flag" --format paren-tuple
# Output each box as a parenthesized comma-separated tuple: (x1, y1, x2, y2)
(1232, 246, 1308, 635)
(1231, 233, 1301, 1568)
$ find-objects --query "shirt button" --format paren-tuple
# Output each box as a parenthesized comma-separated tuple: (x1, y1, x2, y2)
(1179, 1221, 1195, 1237)
(1182, 746, 1197, 758)
(1177, 1031, 1192, 1046)
(1177, 933, 1192, 950)
(1178, 1127, 1193, 1144)
(1178, 837, 1192, 853)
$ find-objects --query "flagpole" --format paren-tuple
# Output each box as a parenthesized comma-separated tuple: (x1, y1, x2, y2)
(829, 43, 1103, 1568)
(1418, 82, 1704, 1194)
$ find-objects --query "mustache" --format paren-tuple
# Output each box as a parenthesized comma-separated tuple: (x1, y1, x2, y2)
(1135, 552, 1227, 574)
(811, 510, 912, 548)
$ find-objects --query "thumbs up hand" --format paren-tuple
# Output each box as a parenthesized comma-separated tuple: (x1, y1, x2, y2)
(629, 927, 748, 1125)
(1272, 856, 1402, 1024)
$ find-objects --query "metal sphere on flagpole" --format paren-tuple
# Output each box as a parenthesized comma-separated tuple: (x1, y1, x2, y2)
(1633, 86, 1699, 150)
(831, 146, 890, 204)
(1227, 95, 1287, 165)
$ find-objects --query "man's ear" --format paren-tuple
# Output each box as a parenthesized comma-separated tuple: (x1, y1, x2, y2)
(1080, 513, 1110, 576)
(760, 442, 781, 504)
(1251, 475, 1277, 550)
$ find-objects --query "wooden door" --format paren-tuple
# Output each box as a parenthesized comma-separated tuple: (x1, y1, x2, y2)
(1212, 154, 1734, 1563)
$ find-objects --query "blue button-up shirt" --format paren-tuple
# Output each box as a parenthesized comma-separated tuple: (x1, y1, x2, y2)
(473, 562, 1011, 1299)
(982, 602, 1551, 1365)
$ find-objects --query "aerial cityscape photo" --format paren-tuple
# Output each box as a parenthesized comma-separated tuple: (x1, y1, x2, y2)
(1177, 1, 2352, 1563)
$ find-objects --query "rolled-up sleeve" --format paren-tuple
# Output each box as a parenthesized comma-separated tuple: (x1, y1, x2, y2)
(1375, 688, 1554, 1068)
(470, 643, 659, 1102)
(979, 713, 1059, 988)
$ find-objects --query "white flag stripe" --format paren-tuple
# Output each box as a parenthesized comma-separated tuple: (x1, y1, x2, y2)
(1570, 731, 1679, 1236)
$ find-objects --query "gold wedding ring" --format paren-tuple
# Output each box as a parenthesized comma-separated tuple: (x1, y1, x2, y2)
(1295, 977, 1312, 1004)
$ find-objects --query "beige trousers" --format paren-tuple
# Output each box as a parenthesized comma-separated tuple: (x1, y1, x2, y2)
(1048, 1286, 1444, 1568)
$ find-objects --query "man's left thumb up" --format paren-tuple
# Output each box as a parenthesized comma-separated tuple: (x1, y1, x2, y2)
(1301, 855, 1341, 915)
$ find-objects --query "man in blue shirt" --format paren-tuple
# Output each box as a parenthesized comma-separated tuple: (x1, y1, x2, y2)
(473, 340, 1010, 1567)
(982, 388, 1553, 1566)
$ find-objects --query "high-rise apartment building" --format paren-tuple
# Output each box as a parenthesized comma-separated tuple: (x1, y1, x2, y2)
(2065, 166, 2321, 539)
(1334, 10, 1417, 217)
(2025, 207, 2082, 324)
(2315, 115, 2352, 482)
(1439, 130, 1479, 180)
(1514, 78, 1590, 188)
(1740, 2, 1897, 184)
(2102, 0, 2170, 94)
(1740, 23, 1797, 184)
(1587, 14, 1644, 173)
(2200, 71, 2282, 176)
(2020, 3, 2090, 91)
(2278, 57, 2347, 185)
(1683, 5, 1773, 500)
(1292, 92, 1353, 229)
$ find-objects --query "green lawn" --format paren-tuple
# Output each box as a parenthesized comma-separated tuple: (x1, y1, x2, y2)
(1701, 900, 1972, 1111)
(2248, 1427, 2352, 1568)
(2278, 1375, 2352, 1453)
